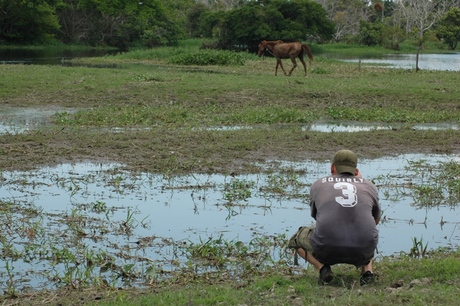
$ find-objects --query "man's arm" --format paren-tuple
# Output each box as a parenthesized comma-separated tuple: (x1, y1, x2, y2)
(310, 201, 317, 219)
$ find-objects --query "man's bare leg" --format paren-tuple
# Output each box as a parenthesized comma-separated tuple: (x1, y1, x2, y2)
(361, 261, 373, 274)
(360, 260, 375, 285)
(296, 248, 324, 271)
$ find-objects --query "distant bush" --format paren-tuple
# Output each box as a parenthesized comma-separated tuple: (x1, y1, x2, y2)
(168, 50, 245, 66)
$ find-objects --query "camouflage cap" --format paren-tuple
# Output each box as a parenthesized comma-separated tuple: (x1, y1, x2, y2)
(332, 149, 357, 174)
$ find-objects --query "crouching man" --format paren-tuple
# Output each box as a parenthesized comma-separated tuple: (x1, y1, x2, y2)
(288, 149, 381, 285)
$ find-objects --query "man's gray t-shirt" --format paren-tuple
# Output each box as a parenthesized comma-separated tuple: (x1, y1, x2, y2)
(309, 173, 380, 265)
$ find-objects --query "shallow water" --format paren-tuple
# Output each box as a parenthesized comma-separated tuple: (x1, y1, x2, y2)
(1, 107, 459, 135)
(0, 48, 117, 65)
(341, 53, 460, 71)
(0, 107, 56, 134)
(305, 121, 460, 132)
(1, 153, 459, 291)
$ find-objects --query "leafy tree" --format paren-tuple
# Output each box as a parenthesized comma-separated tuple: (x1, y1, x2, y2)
(55, 0, 139, 47)
(0, 0, 61, 43)
(187, 3, 211, 37)
(358, 20, 383, 46)
(56, 0, 91, 44)
(436, 7, 460, 50)
(197, 10, 227, 39)
(208, 0, 334, 52)
(137, 0, 186, 47)
(219, 2, 271, 49)
(381, 23, 405, 50)
(271, 0, 334, 40)
(55, 0, 185, 48)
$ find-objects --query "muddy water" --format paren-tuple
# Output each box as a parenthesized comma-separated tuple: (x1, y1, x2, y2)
(0, 107, 65, 134)
(1, 153, 459, 291)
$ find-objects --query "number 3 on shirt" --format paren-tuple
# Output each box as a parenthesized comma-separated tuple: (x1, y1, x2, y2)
(334, 182, 358, 207)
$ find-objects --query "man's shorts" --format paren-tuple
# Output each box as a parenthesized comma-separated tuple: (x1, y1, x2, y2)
(287, 226, 315, 252)
(287, 225, 373, 267)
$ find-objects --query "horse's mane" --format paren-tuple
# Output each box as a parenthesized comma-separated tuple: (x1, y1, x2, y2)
(266, 40, 283, 45)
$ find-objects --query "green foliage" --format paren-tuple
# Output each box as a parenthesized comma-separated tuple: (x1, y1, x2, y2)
(195, 10, 227, 40)
(358, 20, 384, 46)
(409, 237, 429, 258)
(1, 0, 457, 52)
(198, 0, 334, 51)
(441, 162, 460, 203)
(223, 178, 255, 202)
(272, 0, 334, 38)
(186, 3, 210, 38)
(381, 24, 406, 51)
(225, 107, 314, 124)
(435, 7, 460, 50)
(325, 103, 460, 123)
(168, 49, 245, 66)
(1, 0, 185, 47)
(0, 0, 61, 44)
(404, 159, 460, 208)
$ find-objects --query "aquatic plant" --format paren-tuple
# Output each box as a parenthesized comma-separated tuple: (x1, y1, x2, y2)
(223, 178, 255, 203)
(408, 160, 460, 208)
(409, 237, 429, 258)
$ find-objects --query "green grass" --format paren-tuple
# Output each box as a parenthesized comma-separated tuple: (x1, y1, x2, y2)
(2, 55, 459, 125)
(90, 249, 460, 306)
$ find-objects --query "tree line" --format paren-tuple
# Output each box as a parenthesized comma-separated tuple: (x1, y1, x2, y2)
(1, 0, 459, 51)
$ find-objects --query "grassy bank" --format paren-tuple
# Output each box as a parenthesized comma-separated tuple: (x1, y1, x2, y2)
(99, 249, 460, 306)
(7, 249, 460, 305)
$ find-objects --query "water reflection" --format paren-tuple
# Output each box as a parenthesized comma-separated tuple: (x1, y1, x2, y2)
(1, 154, 459, 291)
(0, 107, 76, 134)
(341, 53, 460, 71)
(0, 48, 117, 65)
(304, 121, 459, 132)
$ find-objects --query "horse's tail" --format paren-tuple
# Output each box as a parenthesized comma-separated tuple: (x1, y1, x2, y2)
(301, 44, 314, 64)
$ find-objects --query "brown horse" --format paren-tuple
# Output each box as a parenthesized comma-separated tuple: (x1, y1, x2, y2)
(258, 40, 314, 76)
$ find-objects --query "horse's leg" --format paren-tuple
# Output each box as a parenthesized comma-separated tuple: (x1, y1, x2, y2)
(277, 59, 287, 76)
(288, 57, 297, 76)
(299, 57, 307, 76)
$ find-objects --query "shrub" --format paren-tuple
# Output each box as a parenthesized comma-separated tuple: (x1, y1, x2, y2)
(168, 50, 245, 66)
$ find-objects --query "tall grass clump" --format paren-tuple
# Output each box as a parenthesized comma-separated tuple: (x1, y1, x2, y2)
(168, 49, 245, 66)
(111, 46, 197, 61)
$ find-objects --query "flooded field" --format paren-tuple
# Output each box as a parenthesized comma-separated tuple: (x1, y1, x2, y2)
(1, 153, 459, 293)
